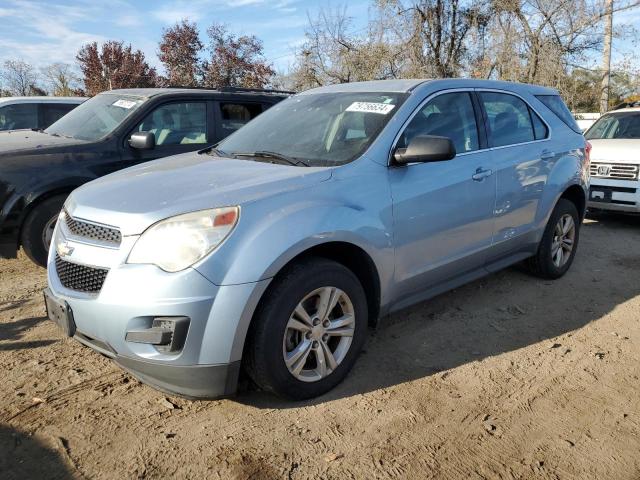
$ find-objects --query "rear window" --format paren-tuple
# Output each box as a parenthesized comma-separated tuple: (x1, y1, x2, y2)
(535, 95, 581, 133)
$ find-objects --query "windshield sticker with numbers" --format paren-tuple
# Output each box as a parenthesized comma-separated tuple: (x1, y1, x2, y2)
(112, 99, 137, 109)
(346, 102, 396, 115)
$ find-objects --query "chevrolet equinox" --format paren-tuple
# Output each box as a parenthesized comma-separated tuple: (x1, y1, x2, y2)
(44, 79, 589, 400)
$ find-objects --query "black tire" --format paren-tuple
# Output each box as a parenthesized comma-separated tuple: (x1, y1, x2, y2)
(245, 257, 368, 400)
(21, 195, 67, 267)
(527, 198, 580, 279)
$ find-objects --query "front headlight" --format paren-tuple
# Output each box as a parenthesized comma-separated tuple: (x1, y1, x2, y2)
(127, 206, 239, 272)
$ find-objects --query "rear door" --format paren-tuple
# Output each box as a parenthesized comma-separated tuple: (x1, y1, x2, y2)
(476, 90, 552, 263)
(389, 90, 497, 302)
(213, 100, 264, 142)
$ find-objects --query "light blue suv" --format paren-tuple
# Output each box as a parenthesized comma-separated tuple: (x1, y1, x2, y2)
(44, 79, 589, 400)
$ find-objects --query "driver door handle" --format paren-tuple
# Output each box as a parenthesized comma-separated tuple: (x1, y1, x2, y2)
(472, 167, 493, 181)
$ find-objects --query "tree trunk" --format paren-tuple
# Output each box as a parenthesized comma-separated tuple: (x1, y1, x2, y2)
(600, 0, 613, 114)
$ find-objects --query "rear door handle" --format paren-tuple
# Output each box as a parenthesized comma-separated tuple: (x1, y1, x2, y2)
(472, 167, 493, 181)
(541, 149, 555, 160)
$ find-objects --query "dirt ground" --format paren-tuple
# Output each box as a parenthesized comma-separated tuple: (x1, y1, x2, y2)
(1, 213, 639, 479)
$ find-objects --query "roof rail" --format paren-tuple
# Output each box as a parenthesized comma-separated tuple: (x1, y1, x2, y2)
(218, 86, 296, 95)
(166, 85, 296, 95)
(613, 100, 640, 110)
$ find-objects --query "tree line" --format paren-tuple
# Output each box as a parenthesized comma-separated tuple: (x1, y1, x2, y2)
(1, 0, 639, 112)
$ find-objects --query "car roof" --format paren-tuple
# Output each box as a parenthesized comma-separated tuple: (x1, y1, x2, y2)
(0, 96, 86, 105)
(299, 78, 558, 96)
(102, 87, 291, 99)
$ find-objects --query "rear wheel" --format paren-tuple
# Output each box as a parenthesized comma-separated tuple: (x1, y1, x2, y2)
(21, 195, 66, 267)
(527, 199, 580, 279)
(245, 257, 367, 400)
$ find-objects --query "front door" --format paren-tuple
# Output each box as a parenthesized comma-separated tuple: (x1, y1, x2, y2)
(123, 100, 211, 166)
(389, 91, 497, 303)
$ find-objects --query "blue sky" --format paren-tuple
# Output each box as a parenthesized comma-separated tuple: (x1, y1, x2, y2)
(0, 0, 371, 73)
(0, 0, 637, 76)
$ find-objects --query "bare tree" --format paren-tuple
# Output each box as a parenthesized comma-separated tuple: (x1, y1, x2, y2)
(1, 60, 40, 96)
(483, 0, 640, 86)
(379, 0, 491, 78)
(41, 63, 81, 96)
(291, 6, 403, 90)
(291, 0, 640, 107)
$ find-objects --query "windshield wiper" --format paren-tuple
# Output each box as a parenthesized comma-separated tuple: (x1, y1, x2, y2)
(206, 147, 230, 157)
(232, 151, 310, 167)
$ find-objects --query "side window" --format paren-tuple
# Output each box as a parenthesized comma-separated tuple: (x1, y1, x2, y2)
(42, 104, 77, 128)
(136, 102, 207, 146)
(219, 102, 262, 138)
(399, 92, 479, 153)
(0, 104, 38, 130)
(530, 108, 548, 140)
(479, 92, 535, 147)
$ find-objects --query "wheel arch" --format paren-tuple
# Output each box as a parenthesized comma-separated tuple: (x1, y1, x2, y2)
(237, 240, 383, 369)
(559, 183, 587, 220)
(259, 241, 381, 327)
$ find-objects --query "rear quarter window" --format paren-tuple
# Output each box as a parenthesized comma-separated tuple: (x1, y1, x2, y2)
(535, 95, 581, 133)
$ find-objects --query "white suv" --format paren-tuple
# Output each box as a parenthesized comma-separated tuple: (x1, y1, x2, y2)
(585, 103, 640, 213)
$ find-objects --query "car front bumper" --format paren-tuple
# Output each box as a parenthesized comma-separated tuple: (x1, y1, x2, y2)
(46, 223, 270, 399)
(587, 177, 640, 213)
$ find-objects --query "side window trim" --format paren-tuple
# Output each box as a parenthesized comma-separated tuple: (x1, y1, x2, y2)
(474, 88, 552, 150)
(470, 91, 489, 150)
(388, 88, 481, 165)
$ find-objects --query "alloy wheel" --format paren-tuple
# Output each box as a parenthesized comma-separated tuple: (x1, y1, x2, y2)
(282, 286, 355, 382)
(551, 213, 575, 267)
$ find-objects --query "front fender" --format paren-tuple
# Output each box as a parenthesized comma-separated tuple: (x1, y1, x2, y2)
(194, 167, 395, 290)
(195, 196, 394, 286)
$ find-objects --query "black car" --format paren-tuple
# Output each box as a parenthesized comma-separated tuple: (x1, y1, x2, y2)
(0, 87, 290, 266)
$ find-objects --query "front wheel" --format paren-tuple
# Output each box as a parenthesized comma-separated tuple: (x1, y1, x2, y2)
(245, 258, 368, 400)
(527, 198, 580, 279)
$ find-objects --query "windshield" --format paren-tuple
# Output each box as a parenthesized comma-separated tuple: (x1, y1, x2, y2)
(217, 92, 408, 166)
(585, 112, 640, 140)
(45, 93, 145, 141)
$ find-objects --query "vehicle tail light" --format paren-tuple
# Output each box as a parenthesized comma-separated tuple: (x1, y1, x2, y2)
(585, 141, 592, 167)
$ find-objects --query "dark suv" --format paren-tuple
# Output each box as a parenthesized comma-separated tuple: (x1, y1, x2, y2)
(0, 87, 289, 266)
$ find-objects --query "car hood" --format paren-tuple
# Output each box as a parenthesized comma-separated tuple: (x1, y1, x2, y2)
(589, 139, 640, 164)
(0, 129, 85, 155)
(67, 152, 333, 236)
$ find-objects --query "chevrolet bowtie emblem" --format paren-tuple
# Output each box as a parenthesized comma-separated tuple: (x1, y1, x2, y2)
(56, 241, 74, 258)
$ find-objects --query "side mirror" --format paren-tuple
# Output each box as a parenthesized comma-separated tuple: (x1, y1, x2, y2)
(393, 135, 456, 165)
(129, 131, 155, 150)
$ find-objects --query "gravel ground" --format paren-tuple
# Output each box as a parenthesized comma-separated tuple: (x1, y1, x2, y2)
(1, 213, 639, 479)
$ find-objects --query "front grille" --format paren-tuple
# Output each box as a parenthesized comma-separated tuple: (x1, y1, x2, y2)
(55, 255, 109, 293)
(590, 162, 639, 180)
(64, 212, 121, 245)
